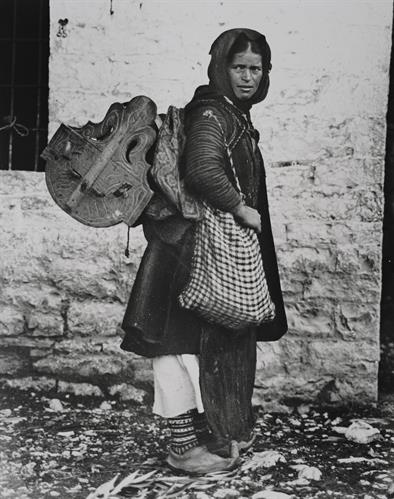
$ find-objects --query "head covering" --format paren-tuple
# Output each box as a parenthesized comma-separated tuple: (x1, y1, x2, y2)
(207, 28, 272, 111)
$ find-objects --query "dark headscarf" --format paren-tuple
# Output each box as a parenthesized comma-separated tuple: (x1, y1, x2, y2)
(207, 28, 272, 111)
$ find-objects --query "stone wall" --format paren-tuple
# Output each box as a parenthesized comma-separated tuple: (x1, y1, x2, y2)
(0, 171, 150, 402)
(0, 0, 392, 407)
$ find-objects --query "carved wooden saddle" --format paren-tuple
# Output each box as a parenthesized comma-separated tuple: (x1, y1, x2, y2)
(42, 96, 203, 227)
(42, 96, 157, 227)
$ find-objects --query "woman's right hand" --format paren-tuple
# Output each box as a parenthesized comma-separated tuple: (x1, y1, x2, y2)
(232, 203, 261, 233)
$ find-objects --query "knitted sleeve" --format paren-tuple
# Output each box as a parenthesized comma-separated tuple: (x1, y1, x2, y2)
(183, 108, 242, 212)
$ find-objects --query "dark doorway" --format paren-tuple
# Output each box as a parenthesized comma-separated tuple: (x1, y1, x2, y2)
(379, 6, 394, 395)
(0, 0, 49, 172)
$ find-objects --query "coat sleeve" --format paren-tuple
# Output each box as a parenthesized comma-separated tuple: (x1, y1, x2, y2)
(183, 108, 242, 212)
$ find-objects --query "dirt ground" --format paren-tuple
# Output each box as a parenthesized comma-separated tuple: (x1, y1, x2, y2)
(0, 387, 393, 499)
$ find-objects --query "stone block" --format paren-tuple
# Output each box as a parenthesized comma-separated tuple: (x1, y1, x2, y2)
(0, 349, 31, 376)
(29, 349, 52, 359)
(256, 362, 378, 404)
(279, 275, 304, 299)
(20, 193, 58, 213)
(0, 337, 54, 349)
(100, 340, 153, 384)
(53, 338, 103, 354)
(314, 157, 384, 188)
(334, 302, 380, 341)
(303, 272, 380, 303)
(266, 162, 316, 191)
(3, 285, 64, 310)
(132, 358, 153, 384)
(41, 232, 144, 303)
(99, 345, 152, 383)
(33, 353, 134, 381)
(285, 299, 335, 336)
(68, 301, 125, 337)
(25, 310, 64, 337)
(50, 54, 114, 93)
(0, 376, 56, 391)
(108, 383, 146, 403)
(253, 370, 378, 406)
(285, 221, 382, 249)
(0, 307, 25, 336)
(0, 171, 44, 194)
(256, 335, 379, 403)
(45, 258, 122, 300)
(49, 90, 112, 135)
(305, 339, 379, 374)
(264, 109, 386, 163)
(285, 221, 333, 247)
(252, 397, 293, 414)
(255, 341, 285, 380)
(57, 381, 104, 397)
(269, 185, 382, 223)
(335, 244, 381, 275)
(276, 246, 336, 274)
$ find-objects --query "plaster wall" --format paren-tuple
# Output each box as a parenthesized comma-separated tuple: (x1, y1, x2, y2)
(0, 0, 392, 406)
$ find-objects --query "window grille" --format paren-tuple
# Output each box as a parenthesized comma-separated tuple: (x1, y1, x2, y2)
(0, 0, 49, 172)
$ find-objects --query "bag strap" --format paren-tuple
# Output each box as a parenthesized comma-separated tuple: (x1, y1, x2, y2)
(192, 97, 247, 150)
(202, 109, 243, 196)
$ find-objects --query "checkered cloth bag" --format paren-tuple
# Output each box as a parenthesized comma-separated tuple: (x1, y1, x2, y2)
(178, 201, 276, 330)
(178, 108, 275, 329)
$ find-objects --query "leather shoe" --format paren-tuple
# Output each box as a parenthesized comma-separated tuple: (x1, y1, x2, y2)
(207, 432, 256, 457)
(237, 431, 256, 453)
(166, 445, 240, 475)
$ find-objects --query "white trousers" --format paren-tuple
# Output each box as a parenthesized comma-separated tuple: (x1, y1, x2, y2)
(152, 354, 204, 418)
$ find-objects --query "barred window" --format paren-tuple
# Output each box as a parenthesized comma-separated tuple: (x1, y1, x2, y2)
(0, 0, 49, 172)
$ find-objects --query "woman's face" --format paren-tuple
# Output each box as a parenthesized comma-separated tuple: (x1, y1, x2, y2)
(227, 46, 263, 101)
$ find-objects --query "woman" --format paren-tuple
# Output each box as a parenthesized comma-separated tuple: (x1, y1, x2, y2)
(121, 28, 287, 474)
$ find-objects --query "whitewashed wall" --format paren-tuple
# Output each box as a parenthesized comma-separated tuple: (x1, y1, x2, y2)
(0, 0, 392, 407)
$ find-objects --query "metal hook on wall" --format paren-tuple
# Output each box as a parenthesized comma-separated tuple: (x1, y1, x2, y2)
(57, 18, 69, 38)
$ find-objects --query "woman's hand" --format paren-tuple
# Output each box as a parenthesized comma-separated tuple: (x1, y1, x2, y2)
(232, 203, 261, 233)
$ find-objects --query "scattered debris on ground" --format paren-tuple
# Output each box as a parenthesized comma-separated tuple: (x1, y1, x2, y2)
(0, 388, 393, 498)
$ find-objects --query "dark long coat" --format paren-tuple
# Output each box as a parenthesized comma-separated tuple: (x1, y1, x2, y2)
(120, 93, 287, 357)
